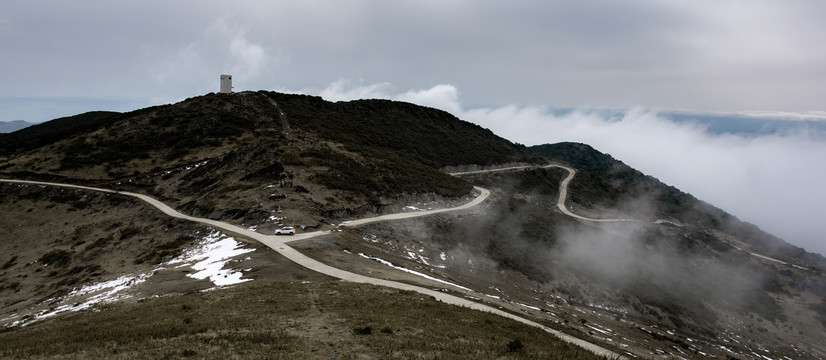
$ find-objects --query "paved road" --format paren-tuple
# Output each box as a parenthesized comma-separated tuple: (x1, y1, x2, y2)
(332, 186, 490, 228)
(452, 164, 658, 224)
(547, 164, 636, 222)
(10, 164, 808, 357)
(0, 178, 623, 359)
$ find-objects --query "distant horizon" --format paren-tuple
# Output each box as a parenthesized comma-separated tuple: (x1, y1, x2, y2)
(6, 89, 826, 125)
(3, 86, 825, 257)
(5, 2, 826, 113)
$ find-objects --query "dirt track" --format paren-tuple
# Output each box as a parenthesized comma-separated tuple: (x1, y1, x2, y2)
(1, 177, 623, 358)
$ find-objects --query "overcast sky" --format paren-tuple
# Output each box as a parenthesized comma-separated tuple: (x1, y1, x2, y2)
(3, 1, 826, 119)
(2, 1, 825, 255)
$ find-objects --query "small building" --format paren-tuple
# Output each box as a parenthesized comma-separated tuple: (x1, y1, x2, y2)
(220, 74, 232, 93)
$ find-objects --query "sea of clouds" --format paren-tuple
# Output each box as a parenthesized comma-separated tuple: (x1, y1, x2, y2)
(303, 80, 826, 257)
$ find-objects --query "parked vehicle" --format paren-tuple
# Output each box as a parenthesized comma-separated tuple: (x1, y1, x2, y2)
(275, 226, 295, 235)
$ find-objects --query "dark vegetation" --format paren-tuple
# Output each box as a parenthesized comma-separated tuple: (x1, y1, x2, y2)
(37, 250, 72, 267)
(352, 167, 791, 338)
(0, 282, 605, 360)
(0, 111, 123, 156)
(265, 92, 542, 168)
(298, 146, 471, 200)
(57, 93, 283, 171)
(134, 235, 196, 265)
(531, 142, 826, 268)
(3, 91, 825, 358)
(530, 142, 716, 222)
(2, 91, 539, 219)
(265, 91, 547, 199)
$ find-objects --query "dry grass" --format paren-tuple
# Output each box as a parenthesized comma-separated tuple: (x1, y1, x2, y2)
(0, 281, 607, 359)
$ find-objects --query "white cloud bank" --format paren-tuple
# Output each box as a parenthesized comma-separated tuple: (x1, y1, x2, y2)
(468, 106, 826, 257)
(314, 81, 826, 256)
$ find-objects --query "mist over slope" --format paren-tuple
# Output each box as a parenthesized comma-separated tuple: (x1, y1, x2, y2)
(303, 80, 826, 256)
(461, 104, 826, 256)
(2, 92, 826, 358)
(328, 160, 826, 358)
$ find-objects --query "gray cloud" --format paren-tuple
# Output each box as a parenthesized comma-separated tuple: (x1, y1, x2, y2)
(2, 1, 825, 255)
(466, 105, 826, 256)
(3, 0, 826, 123)
(316, 81, 826, 257)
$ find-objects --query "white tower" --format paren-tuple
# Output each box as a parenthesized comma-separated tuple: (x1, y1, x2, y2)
(220, 74, 232, 93)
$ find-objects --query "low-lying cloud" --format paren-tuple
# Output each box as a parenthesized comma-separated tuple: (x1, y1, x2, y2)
(466, 105, 826, 257)
(311, 81, 826, 257)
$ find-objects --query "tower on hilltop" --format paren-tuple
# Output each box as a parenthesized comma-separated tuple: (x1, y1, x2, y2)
(220, 74, 232, 93)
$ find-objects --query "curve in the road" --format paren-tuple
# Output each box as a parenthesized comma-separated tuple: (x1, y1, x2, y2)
(0, 178, 622, 359)
(452, 164, 657, 224)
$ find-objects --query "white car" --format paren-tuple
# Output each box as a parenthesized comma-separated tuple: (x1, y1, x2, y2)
(275, 226, 295, 235)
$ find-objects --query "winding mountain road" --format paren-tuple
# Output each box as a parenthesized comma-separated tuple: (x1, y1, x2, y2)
(2, 164, 697, 358)
(1, 172, 625, 358)
(452, 164, 661, 224)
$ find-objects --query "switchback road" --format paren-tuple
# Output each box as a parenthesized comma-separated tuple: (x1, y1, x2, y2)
(451, 164, 670, 224)
(1, 177, 622, 358)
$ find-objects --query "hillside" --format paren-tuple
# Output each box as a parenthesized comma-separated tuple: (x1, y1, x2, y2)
(531, 142, 826, 268)
(2, 92, 826, 359)
(0, 91, 538, 226)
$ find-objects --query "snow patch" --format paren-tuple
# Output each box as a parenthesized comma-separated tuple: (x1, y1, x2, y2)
(6, 230, 255, 328)
(13, 272, 154, 326)
(585, 323, 613, 336)
(357, 253, 473, 292)
(184, 160, 209, 171)
(167, 231, 255, 286)
(516, 302, 541, 311)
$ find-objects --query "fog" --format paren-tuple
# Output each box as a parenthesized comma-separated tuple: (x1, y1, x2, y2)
(464, 104, 826, 257)
(311, 81, 826, 257)
(551, 220, 766, 318)
(392, 170, 775, 324)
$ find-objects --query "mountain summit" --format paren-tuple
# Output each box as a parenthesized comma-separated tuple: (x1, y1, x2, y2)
(1, 92, 825, 359)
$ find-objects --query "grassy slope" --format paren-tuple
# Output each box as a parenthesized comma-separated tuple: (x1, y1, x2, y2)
(265, 92, 541, 168)
(530, 142, 710, 220)
(0, 182, 207, 319)
(6, 93, 825, 357)
(303, 167, 826, 358)
(0, 92, 544, 223)
(0, 93, 607, 358)
(530, 142, 826, 269)
(0, 281, 605, 360)
(0, 111, 125, 156)
(528, 142, 826, 348)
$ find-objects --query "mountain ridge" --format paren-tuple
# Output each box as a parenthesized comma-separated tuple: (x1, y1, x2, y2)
(0, 120, 36, 134)
(2, 91, 825, 359)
